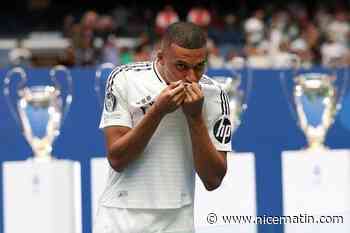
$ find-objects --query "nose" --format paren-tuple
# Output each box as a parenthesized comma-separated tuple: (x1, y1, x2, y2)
(185, 69, 200, 83)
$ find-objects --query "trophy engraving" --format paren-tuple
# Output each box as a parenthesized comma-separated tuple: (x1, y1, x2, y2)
(3, 65, 73, 160)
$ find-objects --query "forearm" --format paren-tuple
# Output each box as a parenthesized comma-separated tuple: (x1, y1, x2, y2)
(108, 106, 163, 171)
(187, 115, 227, 190)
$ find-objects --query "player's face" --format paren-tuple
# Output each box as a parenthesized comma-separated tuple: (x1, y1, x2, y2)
(159, 43, 207, 83)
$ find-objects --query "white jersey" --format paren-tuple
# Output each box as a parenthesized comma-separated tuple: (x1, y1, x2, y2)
(99, 61, 232, 209)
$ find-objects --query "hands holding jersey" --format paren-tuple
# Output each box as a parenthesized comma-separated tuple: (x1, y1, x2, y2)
(153, 80, 204, 119)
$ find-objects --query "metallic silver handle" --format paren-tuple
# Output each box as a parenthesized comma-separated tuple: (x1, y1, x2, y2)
(49, 65, 73, 122)
(3, 67, 27, 127)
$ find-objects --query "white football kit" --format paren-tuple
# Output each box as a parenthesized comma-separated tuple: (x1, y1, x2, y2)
(95, 61, 232, 233)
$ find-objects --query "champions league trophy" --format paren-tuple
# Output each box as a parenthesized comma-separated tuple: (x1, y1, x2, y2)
(3, 65, 73, 160)
(280, 57, 350, 233)
(2, 65, 82, 233)
(280, 57, 348, 150)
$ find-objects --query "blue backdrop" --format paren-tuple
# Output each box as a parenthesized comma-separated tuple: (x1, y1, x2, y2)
(0, 67, 349, 233)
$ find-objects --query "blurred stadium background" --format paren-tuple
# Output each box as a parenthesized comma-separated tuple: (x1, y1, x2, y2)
(1, 1, 350, 233)
(1, 0, 350, 68)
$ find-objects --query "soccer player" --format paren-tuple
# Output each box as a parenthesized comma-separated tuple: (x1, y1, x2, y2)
(94, 22, 232, 233)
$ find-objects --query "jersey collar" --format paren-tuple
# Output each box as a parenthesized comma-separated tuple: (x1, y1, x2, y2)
(153, 60, 167, 85)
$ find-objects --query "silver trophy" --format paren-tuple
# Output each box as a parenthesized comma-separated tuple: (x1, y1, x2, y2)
(280, 57, 348, 150)
(212, 64, 251, 137)
(3, 65, 73, 160)
(95, 63, 115, 106)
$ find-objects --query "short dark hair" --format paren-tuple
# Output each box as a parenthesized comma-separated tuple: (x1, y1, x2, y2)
(162, 22, 207, 49)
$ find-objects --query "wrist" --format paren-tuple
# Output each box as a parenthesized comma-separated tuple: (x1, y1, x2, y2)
(186, 113, 205, 126)
(148, 103, 166, 119)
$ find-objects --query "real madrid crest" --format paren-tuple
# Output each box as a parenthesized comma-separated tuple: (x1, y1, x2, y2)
(105, 92, 117, 112)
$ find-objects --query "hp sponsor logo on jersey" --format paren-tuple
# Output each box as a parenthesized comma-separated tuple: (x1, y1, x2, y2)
(213, 116, 232, 144)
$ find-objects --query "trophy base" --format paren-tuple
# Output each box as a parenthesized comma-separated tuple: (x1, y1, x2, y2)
(282, 149, 350, 233)
(303, 144, 329, 152)
(31, 155, 54, 162)
(2, 159, 82, 233)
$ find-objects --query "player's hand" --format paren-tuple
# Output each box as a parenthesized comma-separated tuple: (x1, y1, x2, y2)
(152, 80, 186, 116)
(182, 82, 204, 119)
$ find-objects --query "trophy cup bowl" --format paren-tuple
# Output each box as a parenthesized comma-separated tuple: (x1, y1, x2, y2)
(281, 69, 348, 150)
(3, 66, 73, 160)
(293, 73, 337, 150)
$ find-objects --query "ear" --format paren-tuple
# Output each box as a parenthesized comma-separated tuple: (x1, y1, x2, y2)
(157, 50, 165, 65)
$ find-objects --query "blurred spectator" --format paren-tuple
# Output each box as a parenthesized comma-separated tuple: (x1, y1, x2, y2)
(270, 41, 298, 69)
(327, 10, 350, 45)
(290, 33, 314, 68)
(314, 6, 333, 37)
(95, 15, 115, 41)
(119, 47, 134, 64)
(73, 10, 99, 66)
(321, 32, 349, 67)
(187, 5, 211, 28)
(207, 39, 225, 68)
(100, 35, 120, 65)
(155, 5, 179, 35)
(62, 14, 75, 38)
(134, 43, 151, 62)
(244, 39, 271, 68)
(58, 45, 76, 67)
(225, 49, 245, 69)
(244, 9, 265, 45)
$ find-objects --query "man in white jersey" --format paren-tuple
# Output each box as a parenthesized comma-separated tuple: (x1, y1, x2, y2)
(94, 22, 232, 233)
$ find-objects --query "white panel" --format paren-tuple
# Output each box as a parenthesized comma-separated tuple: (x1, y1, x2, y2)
(90, 157, 109, 223)
(194, 152, 257, 233)
(2, 159, 82, 233)
(282, 149, 350, 233)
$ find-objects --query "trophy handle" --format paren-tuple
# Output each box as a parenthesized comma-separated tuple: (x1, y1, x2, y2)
(3, 67, 28, 127)
(243, 60, 253, 112)
(95, 63, 115, 106)
(49, 65, 73, 122)
(279, 54, 303, 122)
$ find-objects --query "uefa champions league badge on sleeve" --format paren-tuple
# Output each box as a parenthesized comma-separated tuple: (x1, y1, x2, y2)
(213, 115, 232, 144)
(105, 92, 117, 112)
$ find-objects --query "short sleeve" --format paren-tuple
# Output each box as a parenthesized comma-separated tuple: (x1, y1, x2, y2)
(204, 87, 232, 152)
(99, 67, 132, 129)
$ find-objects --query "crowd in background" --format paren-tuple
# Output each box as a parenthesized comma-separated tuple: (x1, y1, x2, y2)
(5, 1, 350, 69)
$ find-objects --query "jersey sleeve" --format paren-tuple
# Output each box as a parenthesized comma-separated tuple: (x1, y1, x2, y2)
(203, 87, 232, 152)
(99, 67, 132, 129)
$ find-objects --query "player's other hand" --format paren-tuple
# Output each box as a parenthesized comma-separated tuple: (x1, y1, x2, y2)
(153, 80, 186, 116)
(182, 82, 204, 119)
